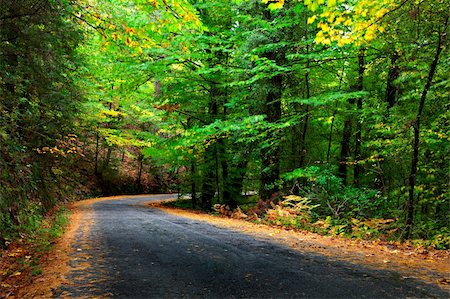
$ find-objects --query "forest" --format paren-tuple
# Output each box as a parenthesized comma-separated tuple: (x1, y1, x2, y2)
(0, 0, 449, 248)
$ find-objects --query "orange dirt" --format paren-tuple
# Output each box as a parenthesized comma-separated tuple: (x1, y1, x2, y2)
(150, 203, 450, 291)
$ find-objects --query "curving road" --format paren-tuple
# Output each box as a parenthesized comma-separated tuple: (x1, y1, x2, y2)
(54, 195, 448, 298)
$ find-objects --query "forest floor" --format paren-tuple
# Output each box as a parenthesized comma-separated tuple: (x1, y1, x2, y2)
(1, 195, 449, 298)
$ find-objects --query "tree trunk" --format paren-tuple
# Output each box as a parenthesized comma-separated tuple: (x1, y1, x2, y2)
(200, 85, 220, 210)
(405, 19, 447, 238)
(385, 51, 400, 109)
(326, 109, 337, 162)
(200, 144, 216, 210)
(338, 116, 352, 186)
(191, 159, 197, 209)
(260, 70, 282, 200)
(94, 128, 99, 175)
(102, 145, 112, 171)
(354, 47, 365, 186)
(299, 16, 311, 168)
(136, 154, 144, 193)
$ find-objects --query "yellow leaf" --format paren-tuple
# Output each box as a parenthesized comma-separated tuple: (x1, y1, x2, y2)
(268, 0, 284, 10)
(1, 283, 12, 288)
(11, 272, 21, 277)
(307, 15, 317, 24)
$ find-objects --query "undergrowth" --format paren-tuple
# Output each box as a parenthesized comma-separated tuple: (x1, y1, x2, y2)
(247, 195, 450, 250)
(166, 194, 449, 250)
(0, 204, 70, 297)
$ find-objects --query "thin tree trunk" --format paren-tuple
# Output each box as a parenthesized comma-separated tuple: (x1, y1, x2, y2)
(190, 159, 197, 209)
(299, 105, 309, 168)
(405, 18, 447, 238)
(102, 146, 112, 171)
(354, 47, 365, 186)
(214, 143, 221, 201)
(94, 128, 99, 175)
(326, 109, 337, 162)
(338, 115, 352, 186)
(136, 154, 143, 193)
(154, 79, 161, 98)
(260, 70, 282, 200)
(299, 22, 311, 168)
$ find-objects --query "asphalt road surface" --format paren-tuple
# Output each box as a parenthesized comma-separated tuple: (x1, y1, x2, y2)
(54, 195, 448, 298)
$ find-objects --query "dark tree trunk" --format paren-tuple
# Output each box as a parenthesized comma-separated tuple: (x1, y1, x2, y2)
(299, 107, 310, 168)
(326, 109, 337, 162)
(191, 160, 197, 209)
(136, 154, 144, 193)
(338, 116, 352, 186)
(354, 47, 365, 186)
(260, 69, 282, 200)
(385, 51, 400, 109)
(200, 85, 220, 210)
(406, 19, 447, 238)
(299, 64, 310, 168)
(154, 79, 161, 98)
(299, 22, 311, 168)
(94, 128, 99, 175)
(102, 145, 112, 171)
(200, 144, 216, 210)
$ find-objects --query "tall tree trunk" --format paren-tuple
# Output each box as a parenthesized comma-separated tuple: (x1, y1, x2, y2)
(260, 69, 282, 200)
(405, 18, 447, 238)
(338, 115, 352, 186)
(154, 79, 161, 98)
(200, 86, 219, 209)
(191, 159, 197, 209)
(102, 145, 112, 171)
(299, 15, 311, 168)
(298, 105, 309, 168)
(326, 109, 337, 162)
(94, 128, 99, 175)
(136, 154, 144, 193)
(354, 47, 365, 186)
(200, 144, 216, 210)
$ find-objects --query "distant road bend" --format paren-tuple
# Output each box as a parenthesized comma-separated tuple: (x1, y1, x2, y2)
(53, 195, 448, 298)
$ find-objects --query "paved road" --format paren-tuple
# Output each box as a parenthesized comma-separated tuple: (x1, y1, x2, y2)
(54, 195, 448, 298)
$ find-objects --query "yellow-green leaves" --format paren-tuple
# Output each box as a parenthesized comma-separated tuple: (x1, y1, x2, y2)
(262, 0, 285, 10)
(262, 0, 396, 46)
(305, 0, 395, 46)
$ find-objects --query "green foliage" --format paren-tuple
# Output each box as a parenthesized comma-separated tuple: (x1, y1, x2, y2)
(0, 0, 84, 239)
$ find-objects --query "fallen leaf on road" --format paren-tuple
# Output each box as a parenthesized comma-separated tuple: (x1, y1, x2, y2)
(437, 278, 449, 285)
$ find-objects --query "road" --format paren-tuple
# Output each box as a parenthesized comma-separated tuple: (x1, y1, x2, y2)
(53, 195, 448, 298)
